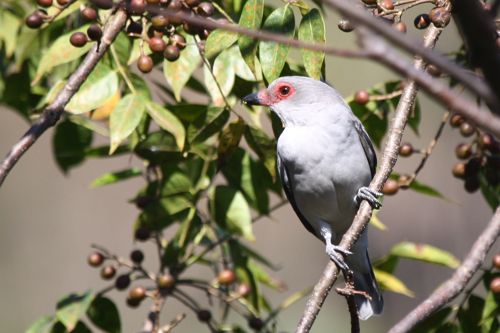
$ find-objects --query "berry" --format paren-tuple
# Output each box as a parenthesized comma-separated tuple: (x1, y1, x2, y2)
(429, 7, 450, 28)
(135, 195, 154, 209)
(149, 37, 166, 53)
(135, 226, 151, 241)
(464, 175, 480, 193)
(130, 249, 145, 264)
(455, 143, 473, 160)
(26, 12, 44, 29)
(398, 174, 412, 189)
(137, 55, 154, 73)
(197, 2, 215, 17)
(100, 265, 116, 279)
(414, 14, 431, 29)
(37, 0, 53, 7)
(479, 133, 498, 152)
(57, 0, 70, 5)
(354, 90, 369, 105)
(380, 0, 394, 10)
(399, 142, 413, 157)
(382, 179, 399, 195)
(157, 274, 175, 289)
(127, 21, 143, 35)
(88, 252, 104, 267)
(115, 274, 131, 290)
(147, 0, 160, 3)
(183, 22, 202, 35)
(489, 277, 500, 294)
(452, 162, 466, 179)
(338, 19, 354, 32)
(493, 254, 500, 269)
(168, 0, 183, 11)
(393, 22, 407, 33)
(426, 64, 441, 77)
(87, 24, 103, 41)
(237, 283, 251, 297)
(197, 309, 212, 322)
(218, 269, 236, 285)
(248, 316, 264, 331)
(449, 114, 464, 127)
(129, 286, 146, 301)
(459, 122, 476, 137)
(362, 0, 377, 4)
(164, 44, 180, 62)
(151, 15, 169, 28)
(129, 0, 146, 15)
(70, 32, 88, 47)
(465, 157, 481, 177)
(126, 297, 141, 308)
(89, 0, 113, 9)
(81, 7, 98, 21)
(170, 34, 186, 49)
(185, 0, 201, 7)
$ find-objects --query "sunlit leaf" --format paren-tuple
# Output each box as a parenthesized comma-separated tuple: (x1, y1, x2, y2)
(163, 35, 201, 101)
(109, 93, 147, 154)
(53, 119, 93, 173)
(66, 63, 119, 114)
(298, 9, 325, 79)
(0, 10, 21, 58)
(211, 186, 254, 240)
(204, 49, 236, 106)
(26, 315, 55, 333)
(55, 291, 94, 332)
(390, 242, 460, 268)
(238, 0, 264, 75)
(480, 290, 500, 333)
(370, 212, 387, 230)
(146, 101, 186, 150)
(205, 29, 238, 59)
(374, 269, 414, 297)
(259, 6, 295, 83)
(87, 296, 121, 333)
(409, 179, 444, 199)
(91, 168, 142, 188)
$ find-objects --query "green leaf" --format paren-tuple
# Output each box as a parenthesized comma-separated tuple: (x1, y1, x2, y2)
(374, 269, 414, 297)
(259, 6, 295, 83)
(370, 212, 387, 230)
(187, 106, 230, 145)
(91, 167, 142, 188)
(479, 168, 500, 210)
(87, 296, 121, 333)
(298, 9, 325, 80)
(66, 63, 119, 114)
(163, 35, 201, 101)
(134, 131, 183, 164)
(33, 26, 93, 84)
(481, 291, 500, 333)
(244, 125, 277, 180)
(349, 101, 388, 148)
(218, 119, 246, 162)
(56, 291, 94, 332)
(238, 0, 265, 75)
(51, 320, 91, 333)
(211, 186, 254, 240)
(390, 242, 460, 268)
(0, 10, 21, 58)
(459, 294, 485, 333)
(204, 49, 236, 106)
(26, 315, 56, 333)
(109, 93, 147, 154)
(410, 306, 453, 333)
(409, 179, 444, 199)
(146, 101, 186, 150)
(53, 119, 93, 173)
(205, 29, 238, 59)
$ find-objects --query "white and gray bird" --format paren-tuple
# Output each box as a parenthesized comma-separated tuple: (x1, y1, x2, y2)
(243, 76, 384, 320)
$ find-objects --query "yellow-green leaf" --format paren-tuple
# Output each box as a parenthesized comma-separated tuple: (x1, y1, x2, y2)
(91, 168, 142, 188)
(163, 35, 201, 101)
(204, 48, 236, 106)
(238, 0, 264, 75)
(205, 29, 238, 59)
(0, 10, 20, 58)
(56, 291, 94, 332)
(370, 211, 387, 230)
(298, 8, 325, 79)
(109, 94, 146, 154)
(374, 269, 414, 297)
(259, 6, 295, 83)
(146, 102, 186, 150)
(390, 242, 460, 269)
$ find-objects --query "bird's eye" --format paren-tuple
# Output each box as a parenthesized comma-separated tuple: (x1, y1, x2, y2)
(279, 85, 290, 96)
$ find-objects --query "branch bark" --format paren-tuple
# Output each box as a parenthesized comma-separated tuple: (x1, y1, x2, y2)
(295, 25, 444, 333)
(0, 9, 128, 187)
(388, 206, 500, 333)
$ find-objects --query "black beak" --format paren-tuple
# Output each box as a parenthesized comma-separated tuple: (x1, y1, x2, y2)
(242, 92, 261, 106)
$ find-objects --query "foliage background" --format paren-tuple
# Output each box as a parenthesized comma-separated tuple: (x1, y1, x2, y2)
(0, 2, 497, 333)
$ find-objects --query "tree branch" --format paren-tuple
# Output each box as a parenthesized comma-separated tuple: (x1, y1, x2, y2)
(0, 9, 128, 187)
(388, 206, 500, 333)
(295, 24, 444, 333)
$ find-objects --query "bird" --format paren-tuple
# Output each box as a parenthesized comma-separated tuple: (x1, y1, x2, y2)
(242, 76, 384, 320)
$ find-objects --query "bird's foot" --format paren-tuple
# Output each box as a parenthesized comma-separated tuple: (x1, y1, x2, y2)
(326, 243, 352, 272)
(355, 186, 382, 209)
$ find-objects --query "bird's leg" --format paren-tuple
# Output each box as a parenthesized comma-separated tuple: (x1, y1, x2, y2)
(355, 187, 382, 209)
(319, 221, 351, 272)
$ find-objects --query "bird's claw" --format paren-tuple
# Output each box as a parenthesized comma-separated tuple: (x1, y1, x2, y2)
(326, 244, 351, 272)
(355, 186, 382, 209)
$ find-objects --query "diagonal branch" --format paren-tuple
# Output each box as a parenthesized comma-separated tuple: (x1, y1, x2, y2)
(0, 9, 128, 187)
(388, 207, 500, 333)
(295, 24, 444, 333)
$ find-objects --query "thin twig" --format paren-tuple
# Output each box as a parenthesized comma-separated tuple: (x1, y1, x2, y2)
(388, 207, 500, 333)
(295, 24, 444, 333)
(159, 313, 186, 333)
(0, 9, 128, 187)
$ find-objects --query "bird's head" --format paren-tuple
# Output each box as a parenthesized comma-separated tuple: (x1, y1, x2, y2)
(242, 76, 348, 126)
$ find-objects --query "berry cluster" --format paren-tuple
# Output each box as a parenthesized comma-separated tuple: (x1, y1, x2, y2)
(449, 114, 499, 193)
(491, 254, 500, 294)
(25, 0, 217, 74)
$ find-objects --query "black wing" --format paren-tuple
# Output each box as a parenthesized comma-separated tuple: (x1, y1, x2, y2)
(277, 153, 317, 236)
(354, 120, 377, 178)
